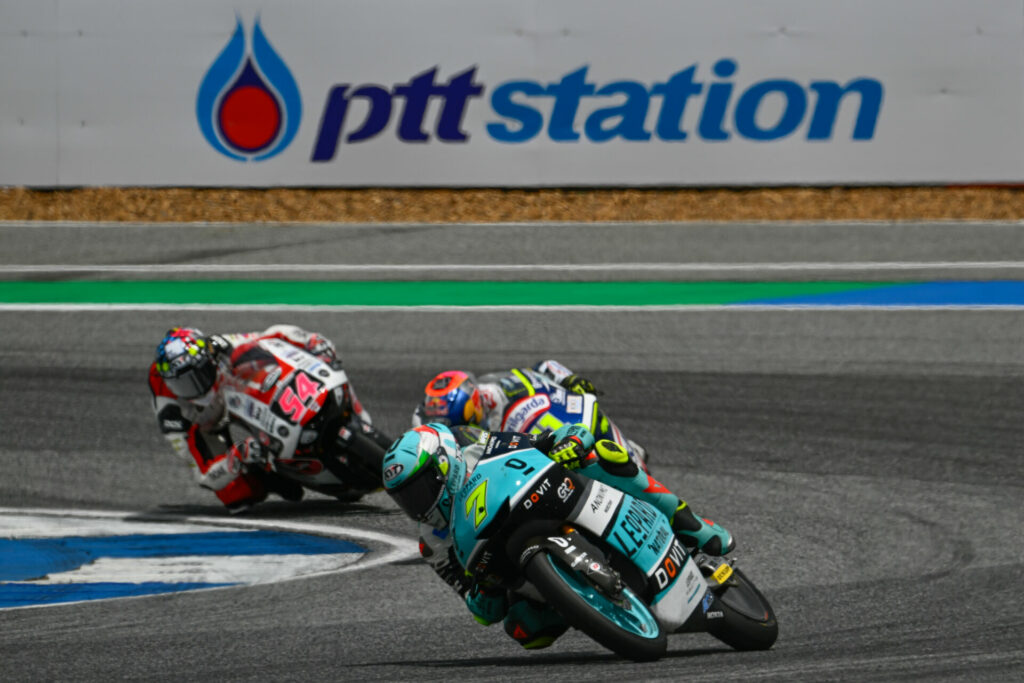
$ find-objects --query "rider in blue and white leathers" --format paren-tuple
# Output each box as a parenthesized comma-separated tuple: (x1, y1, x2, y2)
(412, 359, 649, 464)
(382, 421, 733, 651)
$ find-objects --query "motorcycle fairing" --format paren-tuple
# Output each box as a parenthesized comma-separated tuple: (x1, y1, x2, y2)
(224, 339, 350, 486)
(451, 448, 562, 571)
(570, 480, 707, 630)
(498, 373, 599, 435)
(494, 370, 630, 454)
(570, 481, 626, 537)
(644, 538, 705, 630)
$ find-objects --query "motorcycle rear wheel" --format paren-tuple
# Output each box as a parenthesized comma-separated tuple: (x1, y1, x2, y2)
(705, 566, 778, 651)
(524, 551, 667, 662)
(338, 430, 386, 488)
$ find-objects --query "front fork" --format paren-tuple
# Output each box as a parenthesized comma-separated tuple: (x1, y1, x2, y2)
(517, 526, 625, 601)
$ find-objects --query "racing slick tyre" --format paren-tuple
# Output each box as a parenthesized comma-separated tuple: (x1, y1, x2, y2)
(258, 471, 305, 502)
(341, 430, 387, 489)
(524, 551, 667, 662)
(704, 566, 778, 651)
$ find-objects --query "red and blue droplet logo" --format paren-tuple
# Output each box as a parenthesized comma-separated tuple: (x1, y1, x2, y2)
(196, 17, 302, 161)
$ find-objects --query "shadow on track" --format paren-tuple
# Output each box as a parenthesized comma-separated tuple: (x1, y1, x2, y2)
(129, 499, 405, 521)
(345, 646, 732, 672)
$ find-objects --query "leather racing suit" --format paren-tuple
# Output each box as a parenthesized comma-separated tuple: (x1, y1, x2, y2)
(417, 424, 733, 650)
(412, 359, 648, 464)
(148, 324, 384, 512)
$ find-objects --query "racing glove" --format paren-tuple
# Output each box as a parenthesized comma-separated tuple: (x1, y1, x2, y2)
(548, 434, 588, 470)
(305, 334, 341, 368)
(465, 582, 508, 626)
(206, 334, 231, 359)
(560, 373, 601, 396)
(226, 437, 265, 473)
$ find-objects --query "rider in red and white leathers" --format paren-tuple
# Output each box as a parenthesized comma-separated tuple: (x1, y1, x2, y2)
(148, 325, 386, 512)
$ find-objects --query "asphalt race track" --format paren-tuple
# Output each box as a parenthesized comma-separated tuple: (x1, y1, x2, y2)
(1, 222, 1023, 681)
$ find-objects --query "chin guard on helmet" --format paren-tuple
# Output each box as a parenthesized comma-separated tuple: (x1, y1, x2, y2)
(383, 424, 466, 527)
(155, 327, 219, 400)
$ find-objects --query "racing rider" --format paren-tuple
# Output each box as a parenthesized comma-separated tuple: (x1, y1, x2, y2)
(382, 421, 734, 651)
(148, 325, 388, 512)
(412, 360, 649, 464)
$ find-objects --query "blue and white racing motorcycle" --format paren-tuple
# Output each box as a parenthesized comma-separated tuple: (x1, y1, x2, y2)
(489, 368, 647, 463)
(449, 438, 778, 661)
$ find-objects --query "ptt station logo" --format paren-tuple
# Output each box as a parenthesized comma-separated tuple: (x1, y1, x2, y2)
(196, 17, 302, 161)
(197, 18, 884, 163)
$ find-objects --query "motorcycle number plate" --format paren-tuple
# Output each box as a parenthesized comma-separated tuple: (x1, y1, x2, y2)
(712, 564, 734, 584)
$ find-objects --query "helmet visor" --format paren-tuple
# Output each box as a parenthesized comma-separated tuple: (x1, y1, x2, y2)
(163, 360, 218, 400)
(424, 371, 481, 426)
(389, 461, 445, 523)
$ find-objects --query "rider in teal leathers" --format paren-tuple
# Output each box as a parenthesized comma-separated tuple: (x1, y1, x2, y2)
(382, 421, 733, 651)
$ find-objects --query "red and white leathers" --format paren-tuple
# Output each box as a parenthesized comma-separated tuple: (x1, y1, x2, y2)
(148, 325, 375, 512)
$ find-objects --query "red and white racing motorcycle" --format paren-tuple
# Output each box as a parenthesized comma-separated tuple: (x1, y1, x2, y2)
(220, 337, 387, 501)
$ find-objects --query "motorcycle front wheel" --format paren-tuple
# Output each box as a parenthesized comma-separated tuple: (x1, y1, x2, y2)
(524, 551, 667, 662)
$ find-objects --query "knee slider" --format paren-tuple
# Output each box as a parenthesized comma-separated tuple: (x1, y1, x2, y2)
(504, 600, 569, 649)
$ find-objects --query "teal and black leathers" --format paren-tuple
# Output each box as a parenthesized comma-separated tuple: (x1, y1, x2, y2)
(413, 423, 732, 651)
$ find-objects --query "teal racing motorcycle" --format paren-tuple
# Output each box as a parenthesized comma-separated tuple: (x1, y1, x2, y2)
(449, 442, 778, 661)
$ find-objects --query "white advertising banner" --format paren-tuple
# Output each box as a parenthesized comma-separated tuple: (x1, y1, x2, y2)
(0, 0, 1022, 186)
(0, 1, 59, 186)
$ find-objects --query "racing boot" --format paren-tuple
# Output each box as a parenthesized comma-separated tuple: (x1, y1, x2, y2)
(503, 597, 569, 650)
(466, 583, 508, 627)
(672, 502, 735, 556)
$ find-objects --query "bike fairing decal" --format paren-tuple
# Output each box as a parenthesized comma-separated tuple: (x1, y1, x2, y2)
(572, 483, 625, 538)
(453, 452, 555, 567)
(0, 510, 418, 610)
(646, 543, 707, 630)
(501, 457, 556, 513)
(572, 484, 706, 630)
(603, 494, 708, 629)
(501, 394, 552, 432)
(2, 281, 1024, 307)
(465, 480, 489, 529)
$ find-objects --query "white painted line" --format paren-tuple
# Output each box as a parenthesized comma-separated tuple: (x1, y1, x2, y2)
(3, 261, 1024, 274)
(0, 515, 249, 538)
(2, 304, 1024, 313)
(39, 554, 364, 585)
